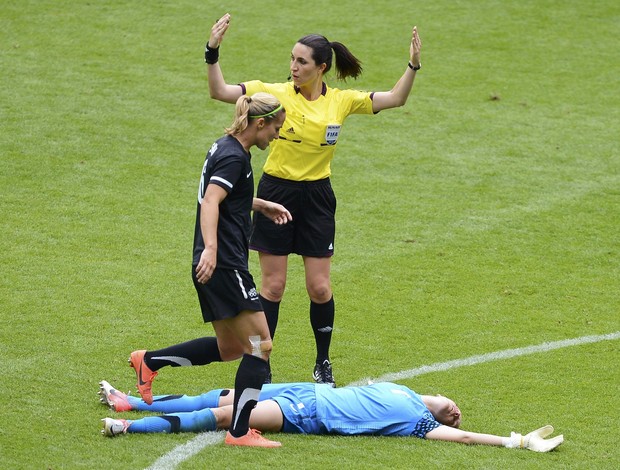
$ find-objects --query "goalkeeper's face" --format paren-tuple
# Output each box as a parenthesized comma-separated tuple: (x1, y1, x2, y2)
(435, 396, 462, 428)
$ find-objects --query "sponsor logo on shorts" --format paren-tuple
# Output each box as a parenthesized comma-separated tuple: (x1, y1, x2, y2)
(248, 287, 259, 300)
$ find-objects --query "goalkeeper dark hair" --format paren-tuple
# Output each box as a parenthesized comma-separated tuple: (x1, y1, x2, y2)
(297, 34, 363, 81)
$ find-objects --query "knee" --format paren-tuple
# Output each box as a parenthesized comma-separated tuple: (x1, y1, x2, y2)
(218, 343, 244, 362)
(306, 281, 332, 303)
(212, 405, 232, 430)
(260, 338, 273, 355)
(251, 338, 272, 361)
(262, 279, 286, 301)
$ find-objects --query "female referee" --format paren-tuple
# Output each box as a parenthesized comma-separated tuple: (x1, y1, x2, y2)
(206, 14, 422, 386)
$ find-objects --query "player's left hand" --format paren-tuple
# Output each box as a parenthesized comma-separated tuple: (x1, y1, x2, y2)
(261, 202, 292, 225)
(409, 26, 421, 67)
(208, 13, 231, 49)
(524, 425, 564, 452)
(509, 425, 564, 452)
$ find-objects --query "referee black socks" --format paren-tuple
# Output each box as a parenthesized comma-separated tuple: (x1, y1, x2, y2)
(310, 296, 335, 364)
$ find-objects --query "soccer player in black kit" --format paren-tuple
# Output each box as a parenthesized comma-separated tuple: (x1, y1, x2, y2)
(130, 93, 289, 448)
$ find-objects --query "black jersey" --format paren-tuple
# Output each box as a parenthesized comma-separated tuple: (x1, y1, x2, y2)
(192, 135, 254, 269)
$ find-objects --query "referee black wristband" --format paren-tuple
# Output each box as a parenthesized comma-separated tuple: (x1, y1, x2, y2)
(205, 43, 219, 64)
(408, 61, 421, 71)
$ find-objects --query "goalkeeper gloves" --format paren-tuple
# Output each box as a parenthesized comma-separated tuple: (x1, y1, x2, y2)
(503, 425, 564, 452)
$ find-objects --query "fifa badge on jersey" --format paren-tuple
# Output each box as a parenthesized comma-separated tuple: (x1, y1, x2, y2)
(325, 125, 341, 145)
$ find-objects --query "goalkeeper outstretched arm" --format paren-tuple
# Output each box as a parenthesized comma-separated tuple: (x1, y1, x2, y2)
(425, 424, 564, 452)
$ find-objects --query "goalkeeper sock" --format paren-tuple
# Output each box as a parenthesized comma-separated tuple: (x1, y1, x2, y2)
(127, 389, 225, 412)
(127, 409, 217, 434)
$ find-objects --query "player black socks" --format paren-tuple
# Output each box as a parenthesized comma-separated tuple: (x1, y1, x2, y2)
(229, 353, 269, 437)
(145, 336, 222, 370)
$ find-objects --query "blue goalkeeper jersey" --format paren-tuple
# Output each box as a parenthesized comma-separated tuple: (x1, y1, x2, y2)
(122, 382, 441, 437)
(270, 382, 441, 437)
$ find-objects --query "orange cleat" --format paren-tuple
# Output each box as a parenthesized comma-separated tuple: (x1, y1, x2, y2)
(225, 429, 282, 448)
(128, 350, 157, 405)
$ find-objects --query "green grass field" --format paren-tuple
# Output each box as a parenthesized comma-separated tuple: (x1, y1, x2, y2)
(1, 0, 619, 468)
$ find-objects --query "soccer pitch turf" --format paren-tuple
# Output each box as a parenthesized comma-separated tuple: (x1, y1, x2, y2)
(1, 0, 619, 468)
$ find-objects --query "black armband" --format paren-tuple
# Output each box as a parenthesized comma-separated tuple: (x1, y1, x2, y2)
(205, 44, 219, 64)
(408, 61, 421, 71)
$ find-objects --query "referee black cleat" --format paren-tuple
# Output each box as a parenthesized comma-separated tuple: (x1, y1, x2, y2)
(313, 360, 336, 387)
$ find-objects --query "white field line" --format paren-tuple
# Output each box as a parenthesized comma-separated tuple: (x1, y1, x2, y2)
(144, 431, 225, 470)
(145, 331, 620, 470)
(349, 331, 620, 386)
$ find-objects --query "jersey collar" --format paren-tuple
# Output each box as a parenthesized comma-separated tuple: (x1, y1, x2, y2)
(294, 82, 327, 96)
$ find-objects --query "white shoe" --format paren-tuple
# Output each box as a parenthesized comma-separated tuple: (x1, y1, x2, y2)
(99, 381, 132, 412)
(101, 417, 129, 437)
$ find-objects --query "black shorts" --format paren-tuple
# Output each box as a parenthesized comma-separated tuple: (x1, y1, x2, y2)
(192, 267, 262, 323)
(250, 174, 336, 257)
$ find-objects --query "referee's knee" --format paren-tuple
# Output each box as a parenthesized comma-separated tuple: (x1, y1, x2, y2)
(262, 284, 286, 301)
(307, 285, 332, 303)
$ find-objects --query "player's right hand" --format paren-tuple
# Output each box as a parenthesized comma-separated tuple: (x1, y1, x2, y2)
(196, 248, 216, 284)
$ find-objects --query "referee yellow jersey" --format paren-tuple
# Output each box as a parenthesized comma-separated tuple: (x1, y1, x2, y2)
(242, 80, 374, 181)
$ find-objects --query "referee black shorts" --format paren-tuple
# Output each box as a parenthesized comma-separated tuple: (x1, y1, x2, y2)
(192, 266, 263, 323)
(250, 173, 336, 257)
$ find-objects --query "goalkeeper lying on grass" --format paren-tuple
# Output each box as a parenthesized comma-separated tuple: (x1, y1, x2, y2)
(98, 380, 563, 452)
